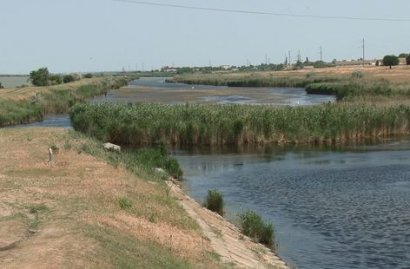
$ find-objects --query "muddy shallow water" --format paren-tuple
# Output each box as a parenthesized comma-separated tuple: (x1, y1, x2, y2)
(90, 77, 336, 105)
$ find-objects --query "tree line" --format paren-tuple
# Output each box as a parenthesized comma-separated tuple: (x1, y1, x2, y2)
(29, 67, 93, 86)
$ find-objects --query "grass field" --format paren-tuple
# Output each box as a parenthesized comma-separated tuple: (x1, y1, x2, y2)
(173, 65, 410, 100)
(173, 65, 410, 85)
(0, 128, 226, 269)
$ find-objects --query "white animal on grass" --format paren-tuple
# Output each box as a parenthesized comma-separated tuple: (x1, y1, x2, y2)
(103, 143, 121, 152)
(48, 147, 53, 163)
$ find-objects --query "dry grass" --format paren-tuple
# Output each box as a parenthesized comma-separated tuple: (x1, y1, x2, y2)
(0, 128, 225, 269)
(176, 65, 410, 85)
(0, 78, 102, 101)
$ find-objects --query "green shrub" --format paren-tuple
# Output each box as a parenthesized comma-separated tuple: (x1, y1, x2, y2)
(383, 55, 399, 69)
(204, 189, 224, 216)
(118, 197, 132, 209)
(351, 71, 364, 79)
(49, 74, 62, 85)
(127, 147, 183, 180)
(29, 204, 48, 214)
(239, 210, 275, 247)
(63, 74, 75, 83)
(84, 73, 93, 78)
(30, 67, 50, 86)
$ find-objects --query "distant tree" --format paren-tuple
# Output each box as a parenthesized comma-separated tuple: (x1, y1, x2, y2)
(30, 67, 50, 86)
(313, 61, 326, 68)
(0, 82, 4, 89)
(49, 74, 62, 85)
(407, 55, 410, 65)
(295, 60, 304, 69)
(83, 73, 93, 78)
(63, 74, 75, 83)
(398, 53, 409, 58)
(383, 55, 399, 69)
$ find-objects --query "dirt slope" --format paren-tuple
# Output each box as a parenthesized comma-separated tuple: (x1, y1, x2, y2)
(168, 180, 289, 269)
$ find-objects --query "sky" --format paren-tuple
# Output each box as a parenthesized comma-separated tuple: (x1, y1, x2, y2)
(1, 0, 410, 74)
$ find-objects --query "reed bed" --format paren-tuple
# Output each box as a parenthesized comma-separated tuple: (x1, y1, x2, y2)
(70, 102, 410, 146)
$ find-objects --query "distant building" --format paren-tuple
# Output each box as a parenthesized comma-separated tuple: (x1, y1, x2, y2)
(335, 59, 377, 66)
(399, 58, 407, 65)
(220, 65, 232, 70)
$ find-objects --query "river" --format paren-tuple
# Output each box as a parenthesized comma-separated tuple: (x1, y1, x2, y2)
(174, 142, 410, 269)
(91, 77, 336, 105)
(6, 78, 408, 268)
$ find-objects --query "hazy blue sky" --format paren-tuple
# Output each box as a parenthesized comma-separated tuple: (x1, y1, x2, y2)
(1, 0, 410, 73)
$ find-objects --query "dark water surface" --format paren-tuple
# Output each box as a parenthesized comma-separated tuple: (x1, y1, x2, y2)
(7, 115, 72, 129)
(174, 142, 410, 269)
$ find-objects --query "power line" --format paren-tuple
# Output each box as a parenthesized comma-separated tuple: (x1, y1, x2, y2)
(113, 0, 410, 22)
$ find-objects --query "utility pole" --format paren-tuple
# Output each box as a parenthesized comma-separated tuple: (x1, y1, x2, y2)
(265, 54, 268, 65)
(288, 51, 291, 67)
(297, 50, 301, 63)
(362, 38, 365, 66)
(319, 46, 323, 62)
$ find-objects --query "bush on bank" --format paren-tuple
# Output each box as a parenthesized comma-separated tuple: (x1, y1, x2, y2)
(239, 210, 275, 247)
(204, 189, 224, 216)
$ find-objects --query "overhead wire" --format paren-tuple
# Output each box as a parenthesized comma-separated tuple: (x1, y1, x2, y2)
(113, 0, 410, 22)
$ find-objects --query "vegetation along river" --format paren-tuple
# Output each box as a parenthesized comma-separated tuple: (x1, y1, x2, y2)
(11, 78, 407, 268)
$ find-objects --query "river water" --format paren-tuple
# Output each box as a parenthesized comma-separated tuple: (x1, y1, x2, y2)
(6, 78, 408, 268)
(174, 142, 410, 269)
(92, 77, 336, 105)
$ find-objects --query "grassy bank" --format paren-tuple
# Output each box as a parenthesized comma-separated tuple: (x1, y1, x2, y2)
(0, 76, 132, 127)
(0, 128, 226, 268)
(70, 102, 410, 146)
(171, 71, 340, 88)
(172, 66, 410, 100)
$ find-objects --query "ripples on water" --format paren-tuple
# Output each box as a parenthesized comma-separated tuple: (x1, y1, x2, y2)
(175, 145, 410, 269)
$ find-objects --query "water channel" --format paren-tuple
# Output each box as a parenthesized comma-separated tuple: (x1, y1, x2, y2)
(174, 143, 410, 269)
(6, 78, 409, 268)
